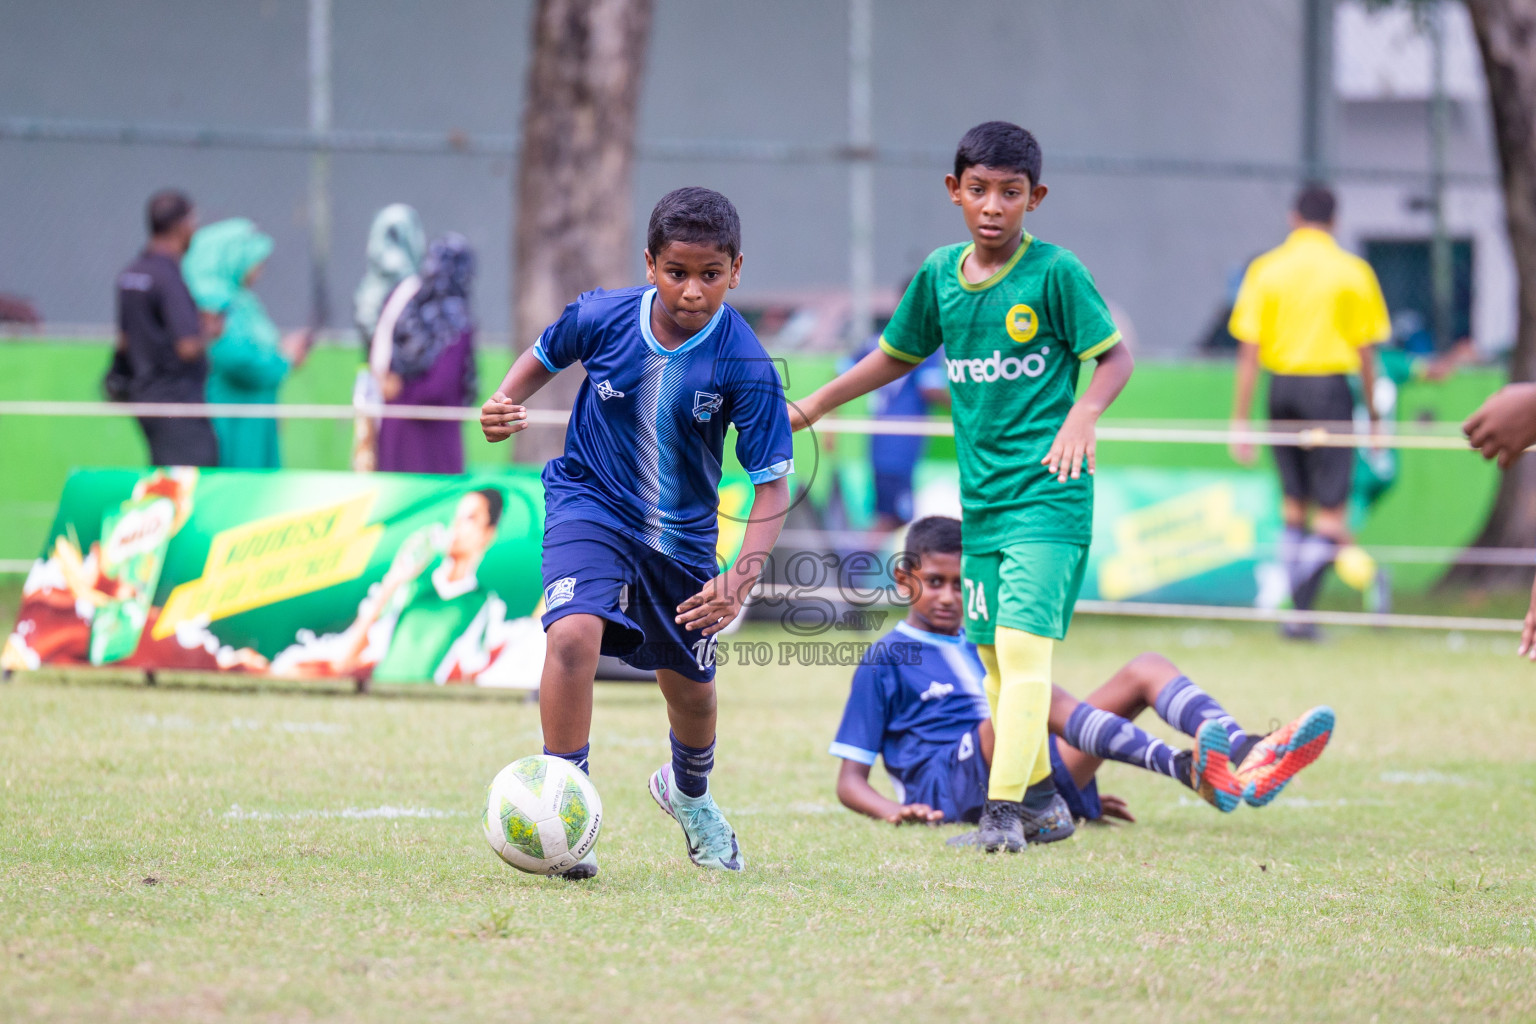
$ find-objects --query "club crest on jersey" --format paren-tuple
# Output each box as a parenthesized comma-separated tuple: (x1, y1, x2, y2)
(593, 379, 625, 401)
(1005, 303, 1039, 343)
(545, 576, 577, 610)
(692, 391, 724, 422)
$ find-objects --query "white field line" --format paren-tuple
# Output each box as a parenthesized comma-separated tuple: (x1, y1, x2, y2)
(772, 530, 1536, 567)
(222, 805, 469, 821)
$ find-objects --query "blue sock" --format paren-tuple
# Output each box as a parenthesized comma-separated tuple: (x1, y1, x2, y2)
(544, 743, 590, 776)
(670, 731, 714, 798)
(1063, 703, 1182, 783)
(1153, 675, 1250, 754)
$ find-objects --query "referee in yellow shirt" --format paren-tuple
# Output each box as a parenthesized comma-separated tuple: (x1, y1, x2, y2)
(1229, 185, 1390, 636)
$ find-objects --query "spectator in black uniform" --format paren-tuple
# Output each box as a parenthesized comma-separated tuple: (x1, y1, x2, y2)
(115, 190, 218, 466)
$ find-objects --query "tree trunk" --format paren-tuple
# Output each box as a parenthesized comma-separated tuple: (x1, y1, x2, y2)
(1442, 0, 1536, 588)
(510, 0, 653, 464)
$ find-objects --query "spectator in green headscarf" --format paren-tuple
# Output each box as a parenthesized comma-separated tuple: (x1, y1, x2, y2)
(350, 204, 426, 471)
(183, 218, 311, 468)
(353, 204, 426, 349)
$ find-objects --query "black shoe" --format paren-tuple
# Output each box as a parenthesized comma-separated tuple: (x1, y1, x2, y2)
(560, 850, 598, 880)
(1021, 792, 1076, 844)
(945, 799, 1026, 853)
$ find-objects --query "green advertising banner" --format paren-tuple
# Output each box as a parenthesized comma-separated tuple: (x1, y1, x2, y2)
(3, 467, 756, 686)
(907, 464, 1285, 607)
(1080, 468, 1285, 606)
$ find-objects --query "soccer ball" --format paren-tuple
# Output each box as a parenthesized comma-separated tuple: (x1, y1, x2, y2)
(482, 755, 602, 875)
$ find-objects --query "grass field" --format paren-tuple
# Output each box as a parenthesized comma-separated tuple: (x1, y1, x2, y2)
(3, 613, 1534, 1023)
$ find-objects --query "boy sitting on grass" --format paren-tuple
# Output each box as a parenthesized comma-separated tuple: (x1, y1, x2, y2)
(794, 121, 1136, 852)
(480, 187, 794, 878)
(831, 518, 1335, 830)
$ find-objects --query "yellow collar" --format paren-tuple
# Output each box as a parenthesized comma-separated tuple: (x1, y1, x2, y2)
(956, 233, 1033, 292)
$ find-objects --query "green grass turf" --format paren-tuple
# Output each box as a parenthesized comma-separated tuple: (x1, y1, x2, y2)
(2, 615, 1534, 1022)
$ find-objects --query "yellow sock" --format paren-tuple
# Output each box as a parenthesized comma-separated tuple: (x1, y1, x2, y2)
(985, 626, 1055, 801)
(977, 644, 1002, 721)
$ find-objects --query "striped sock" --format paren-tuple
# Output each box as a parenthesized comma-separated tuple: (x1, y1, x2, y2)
(670, 731, 715, 798)
(1062, 703, 1182, 783)
(1154, 675, 1250, 753)
(544, 743, 590, 776)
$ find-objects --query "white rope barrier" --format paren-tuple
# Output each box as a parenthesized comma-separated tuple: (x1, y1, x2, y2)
(1070, 600, 1519, 632)
(750, 584, 1522, 633)
(0, 399, 497, 422)
(770, 530, 1536, 567)
(0, 400, 1497, 452)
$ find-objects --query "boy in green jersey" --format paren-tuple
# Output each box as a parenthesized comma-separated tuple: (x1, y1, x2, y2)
(791, 121, 1135, 852)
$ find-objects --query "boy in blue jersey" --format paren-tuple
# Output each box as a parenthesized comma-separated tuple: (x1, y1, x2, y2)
(480, 188, 794, 878)
(832, 518, 1335, 831)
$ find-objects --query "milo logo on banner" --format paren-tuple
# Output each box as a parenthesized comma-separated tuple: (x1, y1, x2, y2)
(90, 493, 180, 665)
(102, 499, 176, 566)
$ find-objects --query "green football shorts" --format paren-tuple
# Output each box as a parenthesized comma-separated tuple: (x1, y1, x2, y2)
(961, 541, 1090, 645)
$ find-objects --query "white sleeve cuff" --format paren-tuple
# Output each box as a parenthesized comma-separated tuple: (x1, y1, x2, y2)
(829, 742, 878, 765)
(532, 341, 559, 373)
(747, 459, 794, 484)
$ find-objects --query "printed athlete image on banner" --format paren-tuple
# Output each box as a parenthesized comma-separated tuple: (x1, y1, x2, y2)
(2, 467, 753, 686)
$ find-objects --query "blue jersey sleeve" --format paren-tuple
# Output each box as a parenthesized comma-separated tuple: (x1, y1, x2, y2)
(725, 342, 795, 485)
(531, 297, 593, 372)
(829, 662, 890, 764)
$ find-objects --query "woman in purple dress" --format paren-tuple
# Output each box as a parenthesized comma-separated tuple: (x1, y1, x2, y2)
(372, 234, 477, 474)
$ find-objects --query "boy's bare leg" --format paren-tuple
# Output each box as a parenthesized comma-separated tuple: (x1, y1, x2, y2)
(1048, 652, 1186, 790)
(657, 668, 717, 748)
(540, 613, 604, 753)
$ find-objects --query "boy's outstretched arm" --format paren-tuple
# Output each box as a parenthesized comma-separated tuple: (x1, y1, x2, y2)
(676, 477, 791, 637)
(788, 349, 916, 431)
(835, 758, 943, 825)
(1042, 340, 1135, 482)
(480, 348, 557, 442)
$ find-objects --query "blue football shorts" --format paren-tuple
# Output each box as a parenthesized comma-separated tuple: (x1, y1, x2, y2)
(541, 518, 720, 683)
(872, 470, 915, 522)
(949, 730, 1102, 824)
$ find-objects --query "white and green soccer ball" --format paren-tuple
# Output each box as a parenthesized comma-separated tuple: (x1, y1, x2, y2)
(482, 755, 602, 875)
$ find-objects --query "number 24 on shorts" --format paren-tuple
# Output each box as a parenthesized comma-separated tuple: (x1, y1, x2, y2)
(962, 579, 990, 621)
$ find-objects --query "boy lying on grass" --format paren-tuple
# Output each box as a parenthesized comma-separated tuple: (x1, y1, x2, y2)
(830, 517, 1334, 835)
